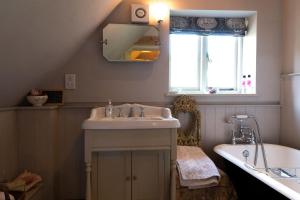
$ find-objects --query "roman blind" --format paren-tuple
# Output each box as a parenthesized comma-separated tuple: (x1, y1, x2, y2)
(170, 16, 248, 36)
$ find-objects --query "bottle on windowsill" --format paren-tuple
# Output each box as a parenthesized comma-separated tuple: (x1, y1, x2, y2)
(241, 75, 247, 94)
(247, 75, 253, 94)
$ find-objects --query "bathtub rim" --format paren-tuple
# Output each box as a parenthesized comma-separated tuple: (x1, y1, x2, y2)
(214, 143, 300, 200)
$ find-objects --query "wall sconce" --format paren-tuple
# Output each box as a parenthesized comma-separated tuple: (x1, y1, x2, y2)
(150, 2, 168, 24)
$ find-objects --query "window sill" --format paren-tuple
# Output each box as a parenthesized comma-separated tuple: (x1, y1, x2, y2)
(166, 91, 257, 97)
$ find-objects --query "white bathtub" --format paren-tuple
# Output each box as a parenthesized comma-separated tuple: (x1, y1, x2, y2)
(214, 144, 300, 200)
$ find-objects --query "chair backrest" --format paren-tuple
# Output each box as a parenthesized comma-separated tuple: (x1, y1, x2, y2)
(171, 95, 201, 146)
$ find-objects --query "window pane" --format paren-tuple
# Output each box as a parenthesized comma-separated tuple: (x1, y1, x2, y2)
(170, 34, 199, 89)
(206, 36, 238, 89)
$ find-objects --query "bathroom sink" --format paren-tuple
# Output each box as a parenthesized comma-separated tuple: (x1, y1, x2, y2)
(82, 104, 180, 129)
(100, 117, 163, 121)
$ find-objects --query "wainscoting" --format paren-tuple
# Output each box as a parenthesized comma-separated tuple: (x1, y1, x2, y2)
(17, 107, 59, 200)
(198, 105, 280, 156)
(0, 108, 18, 182)
(0, 103, 280, 200)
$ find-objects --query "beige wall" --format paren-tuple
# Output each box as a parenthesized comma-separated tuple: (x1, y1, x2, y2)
(40, 0, 282, 105)
(0, 0, 121, 107)
(0, 0, 286, 199)
(280, 0, 300, 148)
(282, 0, 300, 73)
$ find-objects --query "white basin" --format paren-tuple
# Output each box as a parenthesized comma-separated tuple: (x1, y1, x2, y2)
(100, 116, 163, 121)
(82, 104, 180, 129)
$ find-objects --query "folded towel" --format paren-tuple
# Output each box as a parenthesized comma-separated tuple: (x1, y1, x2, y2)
(177, 146, 220, 189)
(5, 170, 42, 192)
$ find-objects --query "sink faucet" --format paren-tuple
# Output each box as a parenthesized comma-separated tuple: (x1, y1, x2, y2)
(140, 107, 144, 117)
(105, 99, 113, 118)
(118, 107, 121, 117)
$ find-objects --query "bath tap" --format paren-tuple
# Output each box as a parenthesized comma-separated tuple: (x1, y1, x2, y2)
(230, 115, 269, 172)
(231, 127, 256, 145)
(230, 115, 255, 144)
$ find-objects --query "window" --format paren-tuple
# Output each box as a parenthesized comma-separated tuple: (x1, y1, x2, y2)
(170, 34, 243, 94)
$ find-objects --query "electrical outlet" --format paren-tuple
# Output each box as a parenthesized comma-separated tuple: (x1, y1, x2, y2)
(65, 74, 76, 89)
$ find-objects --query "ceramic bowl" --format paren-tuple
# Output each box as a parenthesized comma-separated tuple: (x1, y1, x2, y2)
(27, 95, 48, 106)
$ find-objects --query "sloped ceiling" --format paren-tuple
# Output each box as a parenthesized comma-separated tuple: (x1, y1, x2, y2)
(0, 0, 122, 107)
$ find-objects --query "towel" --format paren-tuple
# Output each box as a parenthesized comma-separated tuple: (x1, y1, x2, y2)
(5, 170, 42, 192)
(0, 192, 15, 200)
(177, 146, 220, 189)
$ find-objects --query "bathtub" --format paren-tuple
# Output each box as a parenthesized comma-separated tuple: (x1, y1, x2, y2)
(214, 144, 300, 200)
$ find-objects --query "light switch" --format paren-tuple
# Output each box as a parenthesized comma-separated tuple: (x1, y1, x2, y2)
(65, 74, 76, 90)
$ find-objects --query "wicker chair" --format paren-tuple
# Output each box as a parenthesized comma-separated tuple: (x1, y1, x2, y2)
(172, 96, 237, 200)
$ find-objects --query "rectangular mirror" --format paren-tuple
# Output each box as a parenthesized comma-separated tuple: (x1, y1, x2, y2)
(103, 24, 160, 62)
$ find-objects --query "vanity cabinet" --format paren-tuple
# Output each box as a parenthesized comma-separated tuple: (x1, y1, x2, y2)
(93, 150, 168, 200)
(131, 151, 168, 200)
(84, 129, 177, 200)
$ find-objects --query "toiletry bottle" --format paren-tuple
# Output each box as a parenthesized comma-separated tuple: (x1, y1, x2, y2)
(105, 99, 113, 118)
(247, 75, 252, 93)
(241, 75, 246, 94)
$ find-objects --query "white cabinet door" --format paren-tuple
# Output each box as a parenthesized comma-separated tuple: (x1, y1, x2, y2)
(97, 151, 131, 200)
(131, 151, 166, 200)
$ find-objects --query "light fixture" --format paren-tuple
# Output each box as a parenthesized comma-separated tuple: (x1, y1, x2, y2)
(150, 2, 168, 24)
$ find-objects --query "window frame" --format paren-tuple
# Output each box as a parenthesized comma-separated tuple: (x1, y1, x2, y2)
(169, 34, 244, 94)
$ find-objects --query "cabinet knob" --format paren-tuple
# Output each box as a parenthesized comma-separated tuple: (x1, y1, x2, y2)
(133, 176, 137, 181)
(125, 176, 131, 181)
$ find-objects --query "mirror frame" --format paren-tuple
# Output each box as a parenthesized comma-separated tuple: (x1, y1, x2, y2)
(102, 23, 160, 62)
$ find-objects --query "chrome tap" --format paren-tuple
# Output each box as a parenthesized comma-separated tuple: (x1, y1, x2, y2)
(252, 116, 269, 172)
(140, 107, 144, 118)
(231, 126, 256, 145)
(230, 115, 255, 144)
(230, 115, 269, 172)
(105, 99, 113, 118)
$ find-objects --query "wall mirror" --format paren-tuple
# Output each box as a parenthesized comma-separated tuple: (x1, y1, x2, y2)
(103, 24, 160, 62)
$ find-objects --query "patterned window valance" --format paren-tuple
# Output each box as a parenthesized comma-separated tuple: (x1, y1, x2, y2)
(170, 16, 248, 36)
